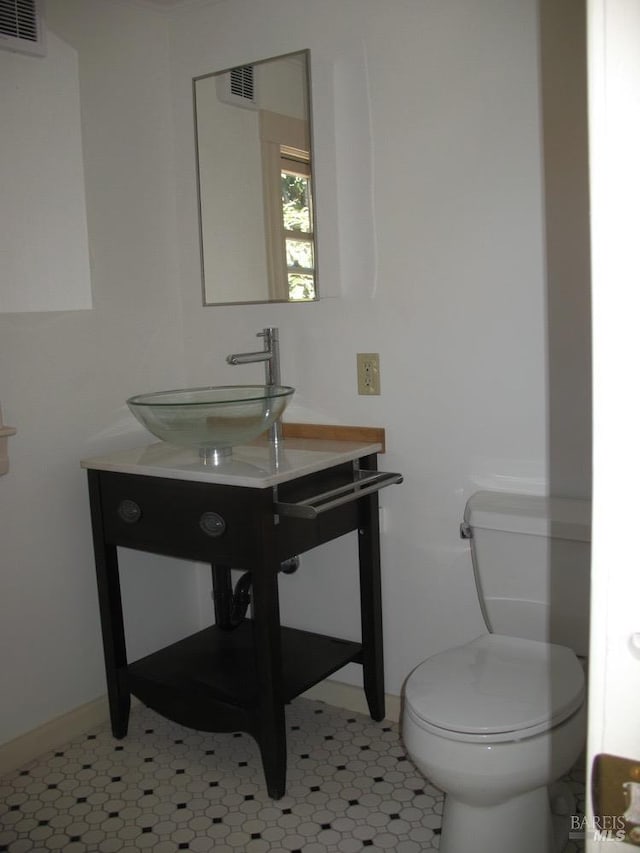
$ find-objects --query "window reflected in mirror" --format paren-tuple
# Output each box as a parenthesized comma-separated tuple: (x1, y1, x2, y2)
(194, 51, 317, 306)
(282, 153, 315, 301)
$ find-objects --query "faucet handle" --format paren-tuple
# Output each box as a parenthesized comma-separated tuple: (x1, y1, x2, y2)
(257, 326, 278, 339)
(257, 327, 279, 348)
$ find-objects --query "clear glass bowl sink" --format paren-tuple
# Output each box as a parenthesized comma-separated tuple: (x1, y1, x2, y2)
(127, 385, 294, 457)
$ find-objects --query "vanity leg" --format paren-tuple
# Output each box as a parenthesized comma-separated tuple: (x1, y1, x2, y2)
(250, 512, 287, 799)
(358, 455, 385, 722)
(256, 708, 287, 800)
(88, 471, 131, 739)
(211, 564, 233, 628)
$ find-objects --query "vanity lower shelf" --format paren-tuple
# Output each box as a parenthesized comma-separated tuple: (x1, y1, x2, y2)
(127, 622, 361, 731)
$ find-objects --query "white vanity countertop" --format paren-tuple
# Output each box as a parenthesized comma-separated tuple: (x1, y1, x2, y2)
(80, 437, 383, 488)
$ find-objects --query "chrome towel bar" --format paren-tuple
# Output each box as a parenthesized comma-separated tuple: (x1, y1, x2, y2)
(275, 469, 403, 520)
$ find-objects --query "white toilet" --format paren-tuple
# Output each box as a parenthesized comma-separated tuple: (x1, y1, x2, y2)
(402, 491, 591, 853)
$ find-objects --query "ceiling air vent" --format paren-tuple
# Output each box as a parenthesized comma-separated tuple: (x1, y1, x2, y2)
(216, 64, 258, 110)
(0, 0, 46, 56)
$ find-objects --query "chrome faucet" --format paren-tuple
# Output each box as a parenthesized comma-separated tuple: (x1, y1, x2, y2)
(226, 327, 283, 447)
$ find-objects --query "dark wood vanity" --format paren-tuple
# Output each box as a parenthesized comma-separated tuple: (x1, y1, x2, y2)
(83, 434, 401, 798)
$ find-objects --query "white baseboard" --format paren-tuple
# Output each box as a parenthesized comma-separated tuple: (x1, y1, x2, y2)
(302, 681, 401, 723)
(0, 696, 111, 779)
(0, 682, 401, 778)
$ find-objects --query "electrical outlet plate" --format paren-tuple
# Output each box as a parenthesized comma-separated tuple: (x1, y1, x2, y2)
(357, 353, 381, 395)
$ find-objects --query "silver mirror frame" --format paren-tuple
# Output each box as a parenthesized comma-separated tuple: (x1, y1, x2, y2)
(193, 50, 318, 307)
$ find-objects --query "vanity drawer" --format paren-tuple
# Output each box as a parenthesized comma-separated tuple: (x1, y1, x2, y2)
(97, 471, 266, 564)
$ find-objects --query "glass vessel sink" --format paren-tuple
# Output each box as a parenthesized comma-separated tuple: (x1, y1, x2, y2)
(127, 385, 294, 462)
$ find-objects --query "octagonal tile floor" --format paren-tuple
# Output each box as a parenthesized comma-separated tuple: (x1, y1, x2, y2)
(1, 698, 585, 852)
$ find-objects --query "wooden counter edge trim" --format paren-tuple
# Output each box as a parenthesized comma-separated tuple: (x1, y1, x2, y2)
(282, 423, 386, 454)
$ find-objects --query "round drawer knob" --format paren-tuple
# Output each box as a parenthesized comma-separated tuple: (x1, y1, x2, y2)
(199, 511, 226, 538)
(118, 499, 142, 524)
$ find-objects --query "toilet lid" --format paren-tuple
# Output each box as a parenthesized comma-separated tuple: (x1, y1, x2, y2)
(405, 634, 584, 742)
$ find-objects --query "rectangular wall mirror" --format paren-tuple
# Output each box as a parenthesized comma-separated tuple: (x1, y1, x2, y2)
(194, 50, 317, 306)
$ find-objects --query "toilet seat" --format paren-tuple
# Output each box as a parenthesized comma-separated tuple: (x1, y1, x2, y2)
(405, 634, 585, 743)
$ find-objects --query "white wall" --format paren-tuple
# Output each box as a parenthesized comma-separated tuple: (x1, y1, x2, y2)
(170, 0, 556, 694)
(0, 31, 91, 312)
(0, 0, 591, 748)
(0, 0, 202, 745)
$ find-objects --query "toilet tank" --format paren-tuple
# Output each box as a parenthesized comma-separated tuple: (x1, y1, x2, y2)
(464, 491, 591, 656)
